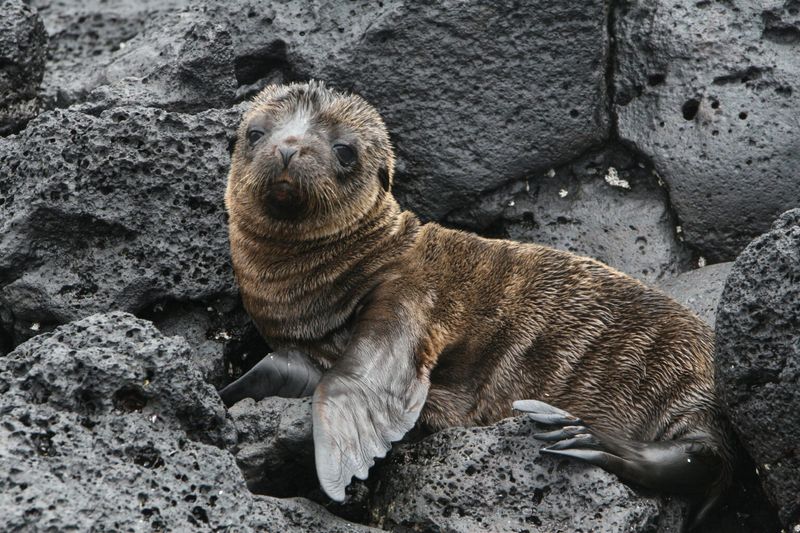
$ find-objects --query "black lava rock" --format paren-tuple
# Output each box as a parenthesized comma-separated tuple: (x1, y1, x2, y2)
(0, 0, 47, 134)
(0, 104, 241, 346)
(615, 0, 800, 261)
(229, 396, 316, 498)
(0, 311, 374, 532)
(446, 146, 691, 284)
(316, 0, 611, 222)
(716, 209, 800, 529)
(369, 416, 681, 532)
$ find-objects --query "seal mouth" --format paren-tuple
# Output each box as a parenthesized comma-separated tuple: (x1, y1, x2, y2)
(263, 179, 306, 220)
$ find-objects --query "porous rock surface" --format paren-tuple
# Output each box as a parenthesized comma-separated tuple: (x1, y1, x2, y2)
(0, 104, 240, 347)
(369, 416, 675, 532)
(0, 0, 47, 134)
(716, 209, 800, 528)
(0, 311, 373, 532)
(615, 0, 800, 261)
(228, 396, 315, 497)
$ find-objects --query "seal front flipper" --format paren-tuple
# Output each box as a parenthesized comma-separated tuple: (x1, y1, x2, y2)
(312, 308, 430, 502)
(218, 349, 322, 407)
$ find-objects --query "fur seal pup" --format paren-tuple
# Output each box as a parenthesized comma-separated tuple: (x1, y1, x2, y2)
(219, 81, 732, 525)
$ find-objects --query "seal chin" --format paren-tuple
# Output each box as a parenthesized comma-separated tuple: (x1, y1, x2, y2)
(263, 181, 306, 221)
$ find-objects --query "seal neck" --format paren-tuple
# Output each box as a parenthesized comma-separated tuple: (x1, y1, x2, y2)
(229, 194, 420, 284)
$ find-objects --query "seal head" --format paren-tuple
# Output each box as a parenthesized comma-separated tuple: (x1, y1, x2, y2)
(226, 81, 395, 239)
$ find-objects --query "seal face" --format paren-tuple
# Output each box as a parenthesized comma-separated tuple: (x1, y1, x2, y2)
(222, 81, 732, 524)
(226, 82, 394, 237)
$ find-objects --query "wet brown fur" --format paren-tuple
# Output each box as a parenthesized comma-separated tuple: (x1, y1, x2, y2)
(226, 81, 730, 471)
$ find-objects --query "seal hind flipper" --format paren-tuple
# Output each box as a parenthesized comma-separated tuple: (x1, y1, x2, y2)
(312, 309, 430, 502)
(218, 349, 322, 407)
(514, 399, 726, 530)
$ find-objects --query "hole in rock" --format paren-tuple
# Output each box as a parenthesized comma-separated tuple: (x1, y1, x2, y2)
(113, 385, 148, 412)
(31, 432, 56, 456)
(235, 40, 290, 86)
(190, 506, 209, 524)
(128, 444, 165, 469)
(682, 98, 700, 120)
(647, 73, 665, 86)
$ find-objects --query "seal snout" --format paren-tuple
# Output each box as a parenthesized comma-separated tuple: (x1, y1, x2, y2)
(263, 178, 305, 221)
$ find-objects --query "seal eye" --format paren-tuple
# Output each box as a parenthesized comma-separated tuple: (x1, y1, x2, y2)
(333, 144, 356, 166)
(247, 129, 265, 146)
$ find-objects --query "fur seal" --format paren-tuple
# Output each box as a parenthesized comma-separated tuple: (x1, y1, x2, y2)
(219, 81, 732, 526)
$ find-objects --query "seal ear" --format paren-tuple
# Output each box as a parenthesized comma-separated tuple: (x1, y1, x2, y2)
(378, 166, 390, 191)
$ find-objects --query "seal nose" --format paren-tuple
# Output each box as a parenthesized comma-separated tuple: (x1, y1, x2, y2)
(278, 146, 298, 169)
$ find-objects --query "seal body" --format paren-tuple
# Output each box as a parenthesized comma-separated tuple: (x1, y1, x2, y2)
(222, 81, 731, 521)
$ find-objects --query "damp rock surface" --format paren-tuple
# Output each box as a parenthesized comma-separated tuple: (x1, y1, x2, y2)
(715, 209, 800, 529)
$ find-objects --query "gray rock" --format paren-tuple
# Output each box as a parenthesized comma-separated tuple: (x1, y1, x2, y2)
(657, 262, 733, 328)
(0, 104, 241, 347)
(314, 0, 611, 221)
(615, 0, 800, 261)
(34, 0, 611, 224)
(369, 416, 680, 532)
(715, 209, 800, 528)
(0, 0, 47, 134)
(30, 0, 193, 108)
(143, 297, 268, 388)
(229, 396, 315, 497)
(2, 310, 235, 447)
(83, 12, 237, 112)
(447, 146, 691, 284)
(0, 311, 374, 532)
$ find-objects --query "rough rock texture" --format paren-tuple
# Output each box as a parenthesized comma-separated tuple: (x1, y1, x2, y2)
(0, 104, 240, 347)
(657, 262, 733, 327)
(227, 395, 373, 525)
(140, 296, 269, 387)
(615, 0, 800, 261)
(32, 0, 610, 221)
(229, 397, 315, 497)
(716, 209, 800, 528)
(0, 0, 47, 135)
(447, 146, 690, 284)
(0, 312, 373, 532)
(85, 12, 237, 112)
(29, 0, 193, 108)
(370, 416, 679, 532)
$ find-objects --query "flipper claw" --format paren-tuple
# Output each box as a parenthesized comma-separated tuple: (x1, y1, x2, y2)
(513, 399, 582, 425)
(533, 425, 589, 442)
